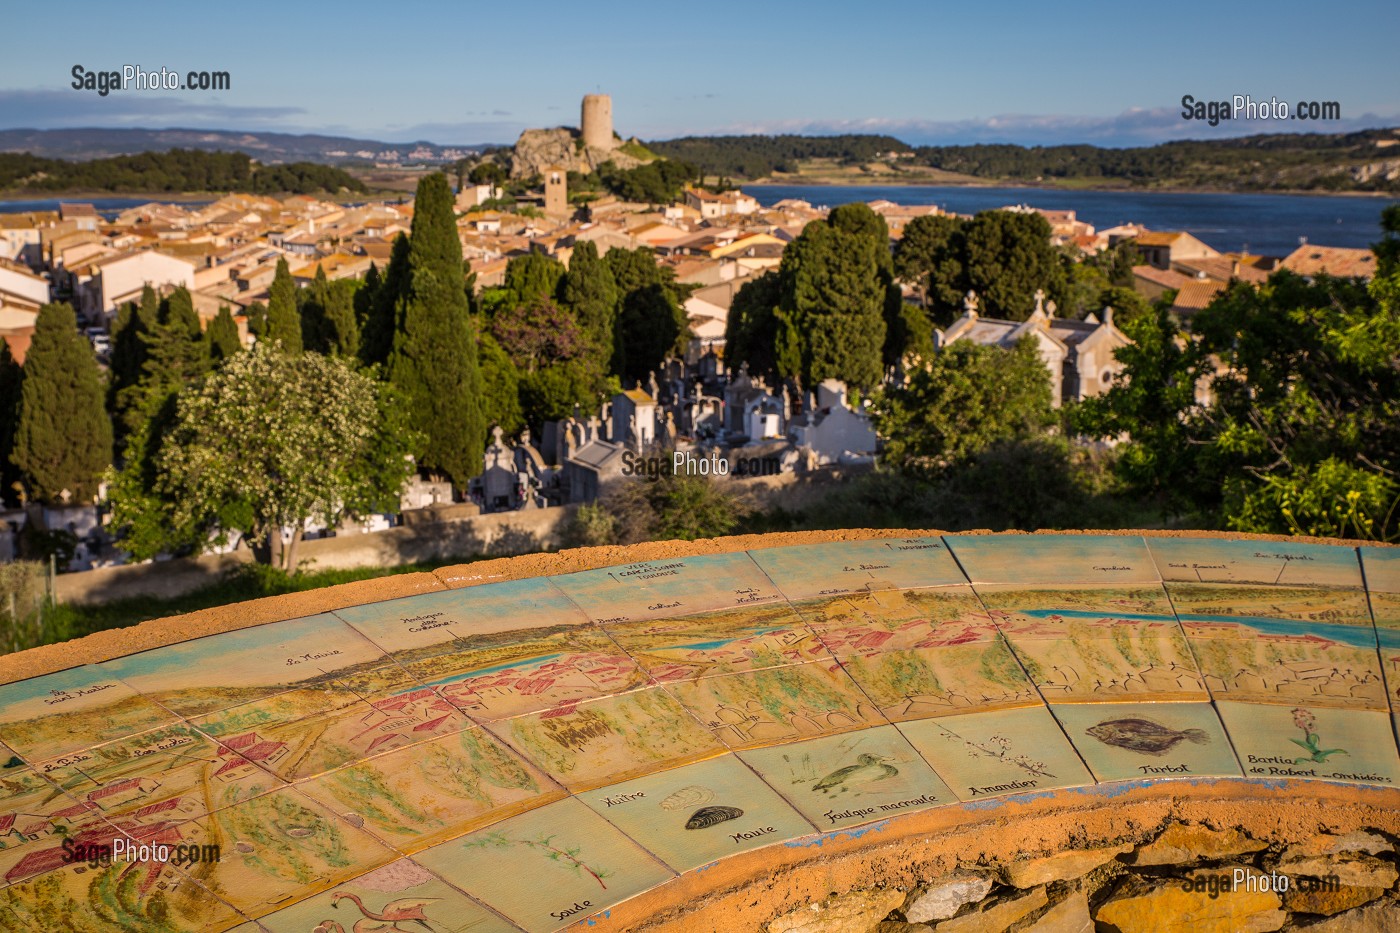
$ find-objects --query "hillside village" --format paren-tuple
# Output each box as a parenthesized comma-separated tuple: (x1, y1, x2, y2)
(0, 96, 1383, 573)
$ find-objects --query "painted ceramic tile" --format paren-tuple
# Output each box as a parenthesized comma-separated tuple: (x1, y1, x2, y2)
(1052, 701, 1242, 782)
(102, 613, 402, 721)
(1217, 701, 1400, 788)
(1148, 538, 1363, 588)
(415, 797, 673, 932)
(1168, 583, 1386, 709)
(946, 534, 1158, 587)
(334, 577, 592, 651)
(32, 722, 281, 822)
(748, 537, 967, 600)
(175, 788, 396, 920)
(602, 602, 822, 682)
(579, 754, 812, 871)
(213, 696, 472, 784)
(1361, 547, 1400, 594)
(666, 661, 885, 751)
(835, 640, 1040, 722)
(0, 665, 179, 762)
(796, 587, 999, 657)
(976, 584, 1179, 636)
(298, 726, 563, 854)
(977, 587, 1206, 702)
(256, 859, 518, 933)
(0, 767, 107, 887)
(485, 686, 725, 792)
(334, 578, 648, 722)
(739, 726, 954, 831)
(552, 552, 783, 623)
(0, 858, 247, 932)
(899, 705, 1095, 800)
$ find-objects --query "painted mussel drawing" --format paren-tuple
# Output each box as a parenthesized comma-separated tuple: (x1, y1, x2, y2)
(684, 805, 745, 829)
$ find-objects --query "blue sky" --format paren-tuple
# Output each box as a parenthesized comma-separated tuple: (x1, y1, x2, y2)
(1, 0, 1396, 146)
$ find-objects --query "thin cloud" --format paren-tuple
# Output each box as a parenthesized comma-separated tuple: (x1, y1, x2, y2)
(0, 89, 305, 129)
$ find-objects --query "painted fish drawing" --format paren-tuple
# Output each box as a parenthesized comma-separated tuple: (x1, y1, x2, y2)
(685, 805, 744, 829)
(1086, 718, 1209, 756)
(812, 754, 899, 794)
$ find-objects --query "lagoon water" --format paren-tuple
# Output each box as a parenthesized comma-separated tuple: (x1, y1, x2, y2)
(745, 184, 1399, 256)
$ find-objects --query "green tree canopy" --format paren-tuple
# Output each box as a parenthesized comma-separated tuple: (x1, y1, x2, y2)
(894, 214, 967, 324)
(0, 341, 23, 505)
(504, 253, 565, 307)
(13, 303, 113, 504)
(360, 235, 408, 368)
(1078, 215, 1400, 539)
(206, 306, 243, 362)
(723, 271, 783, 386)
(136, 343, 418, 570)
(558, 240, 619, 357)
(300, 266, 360, 358)
(477, 332, 524, 437)
(775, 218, 886, 391)
(872, 337, 1054, 474)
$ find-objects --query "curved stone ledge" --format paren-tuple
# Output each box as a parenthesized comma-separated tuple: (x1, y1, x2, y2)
(603, 777, 1400, 931)
(0, 529, 1394, 932)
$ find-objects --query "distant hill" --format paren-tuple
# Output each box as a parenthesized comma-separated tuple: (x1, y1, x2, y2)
(0, 150, 368, 195)
(648, 129, 1400, 193)
(0, 127, 491, 165)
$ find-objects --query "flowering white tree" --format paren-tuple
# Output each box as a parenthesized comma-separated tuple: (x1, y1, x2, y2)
(151, 342, 417, 570)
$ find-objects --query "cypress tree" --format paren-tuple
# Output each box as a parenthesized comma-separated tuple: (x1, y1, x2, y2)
(387, 172, 485, 487)
(207, 306, 243, 362)
(361, 233, 409, 368)
(356, 261, 380, 331)
(13, 303, 113, 504)
(322, 279, 360, 358)
(0, 341, 23, 505)
(264, 257, 303, 353)
(108, 285, 158, 448)
(777, 219, 886, 392)
(559, 240, 619, 360)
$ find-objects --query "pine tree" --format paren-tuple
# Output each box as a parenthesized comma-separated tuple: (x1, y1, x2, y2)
(264, 257, 303, 353)
(361, 234, 408, 368)
(13, 303, 113, 504)
(207, 306, 243, 362)
(559, 240, 619, 359)
(387, 172, 485, 487)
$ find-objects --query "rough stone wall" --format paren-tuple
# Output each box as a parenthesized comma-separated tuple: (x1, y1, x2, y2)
(601, 778, 1400, 933)
(509, 127, 647, 179)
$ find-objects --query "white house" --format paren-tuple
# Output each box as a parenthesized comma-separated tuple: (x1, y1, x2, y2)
(76, 251, 197, 320)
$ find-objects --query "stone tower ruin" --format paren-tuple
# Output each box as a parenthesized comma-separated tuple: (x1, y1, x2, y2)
(581, 94, 615, 151)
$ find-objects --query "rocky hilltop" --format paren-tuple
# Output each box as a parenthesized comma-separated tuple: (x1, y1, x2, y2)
(509, 127, 649, 178)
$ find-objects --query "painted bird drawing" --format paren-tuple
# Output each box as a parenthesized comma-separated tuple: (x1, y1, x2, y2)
(812, 754, 899, 794)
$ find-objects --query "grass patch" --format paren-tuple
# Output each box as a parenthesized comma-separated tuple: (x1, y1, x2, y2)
(617, 139, 660, 161)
